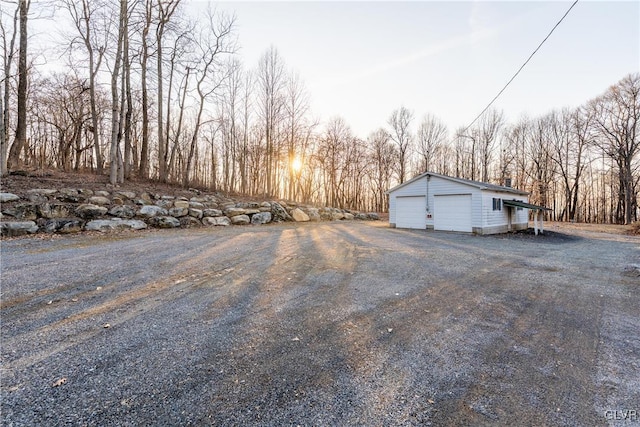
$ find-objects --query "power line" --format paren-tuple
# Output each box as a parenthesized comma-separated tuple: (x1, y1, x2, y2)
(461, 0, 580, 134)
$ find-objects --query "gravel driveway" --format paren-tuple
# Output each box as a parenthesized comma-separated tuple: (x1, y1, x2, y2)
(1, 222, 639, 426)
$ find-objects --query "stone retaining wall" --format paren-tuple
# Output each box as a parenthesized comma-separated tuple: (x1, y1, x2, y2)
(0, 189, 379, 237)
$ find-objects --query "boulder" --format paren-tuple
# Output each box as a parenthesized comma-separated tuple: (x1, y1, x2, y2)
(89, 196, 111, 205)
(189, 201, 205, 209)
(112, 196, 124, 205)
(2, 203, 38, 220)
(237, 202, 260, 209)
(367, 212, 380, 220)
(94, 190, 110, 198)
(0, 221, 39, 236)
(38, 203, 72, 219)
(230, 214, 250, 225)
(79, 189, 94, 197)
(43, 218, 84, 234)
(355, 213, 368, 220)
(291, 208, 310, 222)
(179, 216, 202, 228)
(76, 204, 108, 219)
(319, 208, 333, 221)
(138, 205, 168, 218)
(343, 212, 355, 220)
(331, 211, 345, 221)
(140, 193, 153, 204)
(0, 193, 20, 202)
(251, 212, 272, 225)
(306, 208, 321, 222)
(169, 207, 188, 217)
(116, 191, 136, 200)
(174, 200, 190, 209)
(203, 208, 223, 217)
(27, 194, 48, 203)
(109, 205, 136, 218)
(58, 188, 82, 203)
(155, 199, 173, 208)
(202, 216, 231, 226)
(188, 208, 203, 219)
(271, 202, 292, 222)
(149, 216, 181, 228)
(86, 218, 147, 231)
(224, 207, 246, 217)
(27, 188, 57, 196)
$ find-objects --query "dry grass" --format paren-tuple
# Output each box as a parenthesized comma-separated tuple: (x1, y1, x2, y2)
(546, 221, 634, 235)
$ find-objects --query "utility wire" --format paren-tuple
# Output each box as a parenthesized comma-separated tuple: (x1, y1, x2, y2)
(461, 0, 580, 134)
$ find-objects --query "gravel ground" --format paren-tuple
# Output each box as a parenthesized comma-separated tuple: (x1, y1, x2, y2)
(1, 222, 639, 426)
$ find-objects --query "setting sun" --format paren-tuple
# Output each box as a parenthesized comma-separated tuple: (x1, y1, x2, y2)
(291, 156, 303, 172)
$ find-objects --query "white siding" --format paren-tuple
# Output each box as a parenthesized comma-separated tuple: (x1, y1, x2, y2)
(481, 191, 529, 231)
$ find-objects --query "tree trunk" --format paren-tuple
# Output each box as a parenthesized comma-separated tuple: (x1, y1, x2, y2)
(7, 0, 29, 171)
(109, 0, 126, 185)
(123, 4, 132, 179)
(139, 0, 151, 178)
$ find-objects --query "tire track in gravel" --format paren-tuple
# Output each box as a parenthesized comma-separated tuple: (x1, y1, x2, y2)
(1, 228, 281, 373)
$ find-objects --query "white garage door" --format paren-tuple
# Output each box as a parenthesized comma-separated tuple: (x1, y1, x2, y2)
(396, 196, 426, 229)
(434, 194, 472, 232)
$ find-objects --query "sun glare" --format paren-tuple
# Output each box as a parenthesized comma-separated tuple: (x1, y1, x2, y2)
(291, 157, 303, 172)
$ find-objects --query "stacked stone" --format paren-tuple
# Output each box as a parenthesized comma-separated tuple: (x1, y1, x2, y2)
(0, 189, 379, 237)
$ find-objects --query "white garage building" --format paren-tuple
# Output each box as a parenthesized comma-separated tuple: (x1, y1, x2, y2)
(387, 172, 535, 234)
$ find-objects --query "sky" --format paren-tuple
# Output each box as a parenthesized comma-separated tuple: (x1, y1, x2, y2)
(195, 0, 639, 138)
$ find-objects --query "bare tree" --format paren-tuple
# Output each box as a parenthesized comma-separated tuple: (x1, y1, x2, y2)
(136, 0, 153, 178)
(30, 73, 93, 170)
(6, 0, 29, 170)
(318, 117, 350, 207)
(155, 0, 180, 182)
(591, 73, 640, 224)
(284, 71, 311, 200)
(549, 107, 592, 221)
(526, 114, 557, 210)
(453, 127, 473, 179)
(256, 46, 286, 196)
(415, 113, 447, 174)
(183, 9, 235, 188)
(477, 108, 503, 182)
(121, 0, 133, 180)
(1, 2, 19, 175)
(368, 128, 395, 212)
(64, 0, 111, 173)
(388, 106, 413, 183)
(504, 116, 531, 190)
(108, 0, 127, 185)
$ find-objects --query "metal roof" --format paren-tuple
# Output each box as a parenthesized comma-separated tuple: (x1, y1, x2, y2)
(502, 199, 551, 210)
(386, 172, 529, 196)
